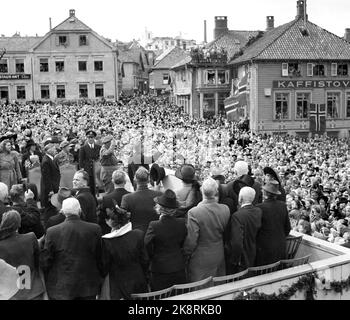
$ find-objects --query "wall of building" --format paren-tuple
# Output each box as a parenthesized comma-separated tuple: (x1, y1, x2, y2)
(122, 63, 137, 92)
(149, 69, 170, 91)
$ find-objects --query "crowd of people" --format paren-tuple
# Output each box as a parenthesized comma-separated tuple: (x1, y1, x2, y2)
(0, 94, 349, 300)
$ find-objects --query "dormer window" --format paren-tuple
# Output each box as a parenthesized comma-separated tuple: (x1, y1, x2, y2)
(313, 64, 325, 76)
(282, 62, 301, 77)
(331, 63, 348, 76)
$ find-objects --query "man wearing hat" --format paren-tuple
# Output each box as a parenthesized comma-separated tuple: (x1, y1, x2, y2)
(99, 135, 118, 194)
(263, 166, 286, 202)
(46, 187, 72, 229)
(255, 180, 291, 266)
(144, 189, 187, 291)
(40, 142, 60, 209)
(79, 130, 101, 197)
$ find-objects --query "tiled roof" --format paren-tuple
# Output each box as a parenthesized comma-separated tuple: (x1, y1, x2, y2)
(232, 17, 350, 64)
(0, 36, 43, 52)
(170, 54, 192, 69)
(152, 47, 188, 69)
(206, 30, 261, 60)
(53, 16, 91, 31)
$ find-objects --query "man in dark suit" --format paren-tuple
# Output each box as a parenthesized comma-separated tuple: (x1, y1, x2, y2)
(144, 189, 187, 291)
(99, 170, 130, 235)
(228, 186, 262, 273)
(40, 142, 60, 208)
(79, 130, 101, 197)
(40, 198, 103, 300)
(255, 181, 291, 266)
(73, 170, 97, 224)
(46, 187, 72, 230)
(121, 167, 162, 234)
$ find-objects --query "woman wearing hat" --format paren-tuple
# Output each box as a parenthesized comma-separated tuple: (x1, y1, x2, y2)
(263, 166, 286, 202)
(21, 140, 42, 179)
(0, 139, 22, 191)
(144, 189, 187, 291)
(255, 180, 291, 266)
(100, 206, 148, 300)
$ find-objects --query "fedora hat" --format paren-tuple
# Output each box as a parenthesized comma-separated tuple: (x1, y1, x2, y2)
(263, 166, 281, 184)
(262, 180, 281, 195)
(51, 187, 72, 209)
(154, 189, 179, 209)
(233, 174, 255, 194)
(150, 163, 166, 185)
(175, 164, 197, 183)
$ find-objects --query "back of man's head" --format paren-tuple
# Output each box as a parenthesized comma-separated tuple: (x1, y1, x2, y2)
(135, 167, 149, 184)
(112, 170, 126, 186)
(234, 161, 249, 177)
(0, 182, 8, 202)
(202, 177, 218, 199)
(62, 198, 81, 217)
(239, 186, 256, 205)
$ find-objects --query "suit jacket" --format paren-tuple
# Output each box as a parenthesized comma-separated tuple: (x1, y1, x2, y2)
(40, 154, 60, 208)
(255, 199, 291, 266)
(40, 215, 103, 300)
(76, 187, 98, 224)
(46, 212, 66, 230)
(99, 187, 130, 235)
(144, 215, 187, 273)
(184, 199, 230, 282)
(225, 177, 262, 206)
(229, 204, 262, 270)
(78, 143, 101, 176)
(0, 232, 44, 300)
(121, 186, 162, 233)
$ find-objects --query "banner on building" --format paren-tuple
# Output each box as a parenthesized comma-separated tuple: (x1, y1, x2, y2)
(0, 74, 31, 80)
(309, 103, 326, 134)
(224, 73, 248, 121)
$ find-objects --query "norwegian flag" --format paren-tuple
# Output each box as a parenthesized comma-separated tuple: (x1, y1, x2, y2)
(309, 103, 326, 134)
(224, 73, 248, 121)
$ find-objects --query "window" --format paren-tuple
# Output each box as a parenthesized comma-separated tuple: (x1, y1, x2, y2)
(15, 59, 24, 73)
(206, 70, 216, 84)
(171, 41, 174, 46)
(282, 62, 301, 77)
(78, 61, 87, 71)
(183, 43, 187, 50)
(95, 84, 104, 98)
(326, 92, 340, 118)
(16, 86, 25, 99)
(79, 35, 87, 46)
(181, 71, 186, 82)
(0, 86, 9, 99)
(165, 41, 169, 46)
(217, 70, 229, 84)
(94, 61, 103, 71)
(57, 85, 65, 99)
(58, 35, 68, 46)
(274, 92, 289, 120)
(338, 64, 348, 76)
(313, 64, 325, 76)
(203, 93, 215, 118)
(346, 92, 350, 118)
(218, 92, 229, 114)
(307, 63, 313, 76)
(296, 92, 310, 119)
(55, 61, 64, 72)
(163, 74, 169, 85)
(0, 59, 8, 73)
(40, 59, 49, 72)
(79, 84, 88, 98)
(41, 85, 50, 99)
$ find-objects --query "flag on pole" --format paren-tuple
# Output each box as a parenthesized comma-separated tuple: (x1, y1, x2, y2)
(309, 103, 326, 134)
(224, 73, 248, 121)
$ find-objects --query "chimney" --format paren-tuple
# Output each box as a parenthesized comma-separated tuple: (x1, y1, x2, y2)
(345, 29, 350, 42)
(296, 0, 308, 20)
(214, 16, 228, 40)
(204, 20, 207, 44)
(266, 16, 274, 31)
(69, 9, 75, 17)
(49, 17, 52, 30)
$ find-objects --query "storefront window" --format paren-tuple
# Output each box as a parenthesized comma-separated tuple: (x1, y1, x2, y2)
(274, 92, 289, 120)
(326, 92, 339, 118)
(296, 92, 310, 119)
(203, 93, 215, 118)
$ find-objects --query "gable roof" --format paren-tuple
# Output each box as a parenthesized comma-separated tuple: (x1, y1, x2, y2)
(152, 47, 188, 69)
(232, 17, 350, 64)
(171, 54, 192, 70)
(206, 30, 261, 61)
(0, 36, 43, 52)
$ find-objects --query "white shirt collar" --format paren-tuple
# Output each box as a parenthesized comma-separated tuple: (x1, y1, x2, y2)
(46, 154, 54, 161)
(102, 222, 132, 239)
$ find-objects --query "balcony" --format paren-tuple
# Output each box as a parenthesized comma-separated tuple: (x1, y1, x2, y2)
(190, 47, 228, 66)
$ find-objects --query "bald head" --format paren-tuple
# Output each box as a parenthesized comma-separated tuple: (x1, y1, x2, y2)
(239, 187, 256, 206)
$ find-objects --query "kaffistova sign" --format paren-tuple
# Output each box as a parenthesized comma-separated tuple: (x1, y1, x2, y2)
(273, 79, 350, 89)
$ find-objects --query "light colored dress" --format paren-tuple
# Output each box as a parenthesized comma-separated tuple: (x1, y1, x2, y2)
(0, 151, 22, 190)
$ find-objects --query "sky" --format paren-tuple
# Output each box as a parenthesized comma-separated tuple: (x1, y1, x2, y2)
(1, 0, 350, 43)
